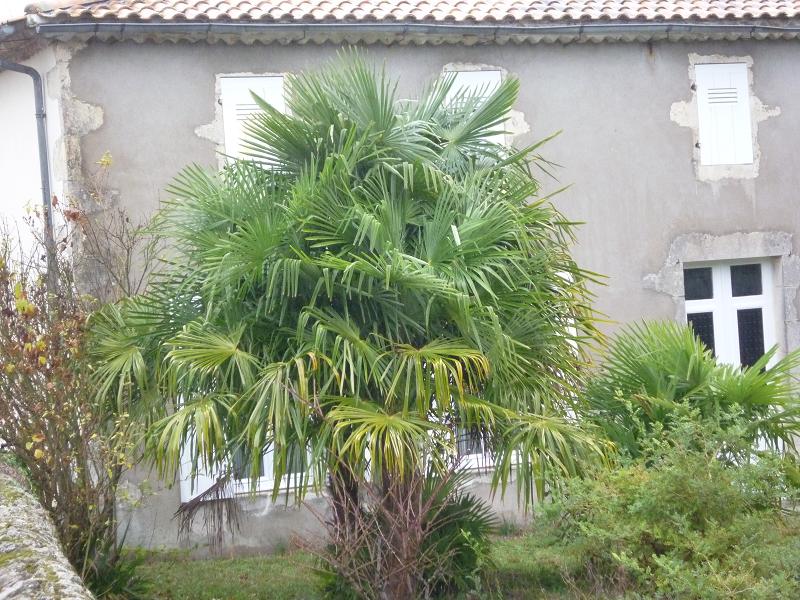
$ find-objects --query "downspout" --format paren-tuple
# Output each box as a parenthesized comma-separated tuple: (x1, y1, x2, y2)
(0, 59, 57, 290)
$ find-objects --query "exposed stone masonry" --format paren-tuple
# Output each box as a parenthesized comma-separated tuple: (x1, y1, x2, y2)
(0, 466, 93, 600)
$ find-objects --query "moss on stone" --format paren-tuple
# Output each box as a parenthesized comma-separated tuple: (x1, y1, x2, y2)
(0, 469, 92, 599)
(0, 548, 35, 569)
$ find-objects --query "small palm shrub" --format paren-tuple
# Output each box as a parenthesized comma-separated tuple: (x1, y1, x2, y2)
(584, 321, 800, 457)
(526, 418, 800, 599)
(419, 472, 498, 596)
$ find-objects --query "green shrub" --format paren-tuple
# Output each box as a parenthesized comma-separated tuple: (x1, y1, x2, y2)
(421, 472, 498, 596)
(529, 419, 800, 599)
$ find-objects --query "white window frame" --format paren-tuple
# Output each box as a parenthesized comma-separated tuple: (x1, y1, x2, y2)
(178, 441, 220, 503)
(177, 74, 302, 503)
(228, 446, 311, 497)
(179, 442, 312, 503)
(684, 259, 776, 367)
(455, 426, 495, 471)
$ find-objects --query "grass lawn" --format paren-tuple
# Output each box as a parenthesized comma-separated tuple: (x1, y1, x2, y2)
(138, 551, 323, 600)
(491, 535, 569, 599)
(136, 534, 570, 599)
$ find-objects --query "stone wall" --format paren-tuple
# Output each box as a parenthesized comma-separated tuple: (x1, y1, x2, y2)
(0, 466, 93, 599)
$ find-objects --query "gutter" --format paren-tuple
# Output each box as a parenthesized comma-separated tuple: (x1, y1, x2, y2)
(31, 20, 800, 41)
(0, 59, 57, 289)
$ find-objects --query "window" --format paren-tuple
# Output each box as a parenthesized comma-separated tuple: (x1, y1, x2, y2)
(179, 76, 292, 502)
(444, 69, 505, 144)
(446, 70, 502, 100)
(229, 444, 308, 496)
(684, 260, 775, 367)
(219, 75, 285, 160)
(695, 63, 753, 166)
(179, 442, 309, 503)
(178, 441, 219, 502)
(456, 426, 494, 470)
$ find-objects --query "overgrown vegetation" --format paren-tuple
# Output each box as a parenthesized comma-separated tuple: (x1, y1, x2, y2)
(0, 224, 141, 596)
(313, 469, 498, 598)
(519, 418, 800, 598)
(136, 408, 800, 600)
(0, 166, 150, 597)
(509, 322, 800, 599)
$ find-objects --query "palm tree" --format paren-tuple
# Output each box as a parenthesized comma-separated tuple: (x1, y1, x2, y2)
(91, 52, 604, 590)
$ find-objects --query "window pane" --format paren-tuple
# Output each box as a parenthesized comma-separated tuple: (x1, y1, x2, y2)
(737, 308, 765, 368)
(458, 427, 484, 456)
(731, 264, 762, 297)
(285, 445, 306, 475)
(232, 447, 264, 480)
(687, 312, 715, 354)
(684, 267, 713, 300)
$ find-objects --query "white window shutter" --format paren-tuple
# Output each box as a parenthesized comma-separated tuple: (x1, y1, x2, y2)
(445, 70, 505, 144)
(220, 75, 285, 160)
(695, 63, 753, 166)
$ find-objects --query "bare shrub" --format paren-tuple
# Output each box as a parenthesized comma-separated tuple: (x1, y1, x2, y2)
(0, 173, 154, 597)
(65, 152, 159, 301)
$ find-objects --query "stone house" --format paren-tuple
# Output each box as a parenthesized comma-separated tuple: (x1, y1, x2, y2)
(2, 0, 800, 553)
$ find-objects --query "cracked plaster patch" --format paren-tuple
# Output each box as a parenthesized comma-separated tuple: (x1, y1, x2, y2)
(47, 41, 104, 205)
(670, 54, 779, 182)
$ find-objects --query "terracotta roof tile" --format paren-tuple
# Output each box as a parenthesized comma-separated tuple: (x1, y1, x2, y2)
(30, 0, 800, 24)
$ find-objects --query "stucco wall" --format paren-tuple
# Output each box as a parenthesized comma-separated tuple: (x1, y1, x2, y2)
(116, 466, 524, 554)
(64, 40, 800, 336)
(116, 464, 330, 554)
(59, 38, 800, 551)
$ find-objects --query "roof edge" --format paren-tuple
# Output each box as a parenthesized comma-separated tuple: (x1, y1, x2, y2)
(29, 18, 800, 45)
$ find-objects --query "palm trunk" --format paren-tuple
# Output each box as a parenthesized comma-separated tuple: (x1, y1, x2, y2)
(379, 469, 420, 600)
(328, 466, 359, 534)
